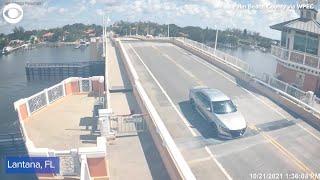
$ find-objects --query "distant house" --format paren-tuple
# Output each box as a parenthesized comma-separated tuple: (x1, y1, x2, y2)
(84, 29, 96, 37)
(42, 32, 54, 41)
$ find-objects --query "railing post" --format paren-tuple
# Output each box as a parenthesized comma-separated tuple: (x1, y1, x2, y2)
(25, 98, 31, 116)
(268, 76, 272, 85)
(45, 88, 50, 105)
(62, 82, 66, 97)
(288, 49, 291, 62)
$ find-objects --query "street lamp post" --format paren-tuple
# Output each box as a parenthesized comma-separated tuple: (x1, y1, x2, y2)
(102, 16, 105, 57)
(136, 22, 138, 35)
(214, 26, 219, 55)
(168, 23, 170, 38)
(104, 16, 110, 60)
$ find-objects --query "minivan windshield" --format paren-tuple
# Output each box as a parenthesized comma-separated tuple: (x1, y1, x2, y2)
(211, 100, 237, 114)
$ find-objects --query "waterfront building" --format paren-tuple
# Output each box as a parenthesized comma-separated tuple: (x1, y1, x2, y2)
(42, 32, 54, 41)
(270, 7, 320, 96)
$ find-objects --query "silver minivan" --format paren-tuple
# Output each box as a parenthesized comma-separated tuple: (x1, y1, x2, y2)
(189, 86, 247, 138)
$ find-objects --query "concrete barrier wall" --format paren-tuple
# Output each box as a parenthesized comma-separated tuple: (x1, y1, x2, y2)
(114, 38, 195, 180)
(14, 76, 105, 122)
(171, 39, 320, 130)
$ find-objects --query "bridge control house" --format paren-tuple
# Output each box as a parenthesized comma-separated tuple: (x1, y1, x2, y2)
(270, 7, 320, 96)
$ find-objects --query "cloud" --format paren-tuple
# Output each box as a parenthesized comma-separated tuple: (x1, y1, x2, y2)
(0, 0, 301, 38)
(89, 0, 96, 5)
(96, 9, 104, 16)
(59, 8, 67, 14)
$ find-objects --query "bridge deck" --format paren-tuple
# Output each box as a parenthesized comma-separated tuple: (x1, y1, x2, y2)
(122, 40, 320, 179)
(24, 94, 98, 150)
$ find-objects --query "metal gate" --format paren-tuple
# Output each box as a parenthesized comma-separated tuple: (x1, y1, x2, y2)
(109, 114, 147, 137)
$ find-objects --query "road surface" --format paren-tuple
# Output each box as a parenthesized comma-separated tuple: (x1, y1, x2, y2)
(121, 40, 320, 180)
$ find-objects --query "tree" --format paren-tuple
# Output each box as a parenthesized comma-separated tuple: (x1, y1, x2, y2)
(243, 29, 247, 37)
(11, 26, 25, 40)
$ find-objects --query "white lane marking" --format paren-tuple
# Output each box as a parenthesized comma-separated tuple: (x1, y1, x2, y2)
(176, 46, 320, 142)
(129, 44, 233, 180)
(152, 45, 203, 85)
(296, 123, 320, 142)
(187, 156, 213, 164)
(205, 146, 233, 180)
(129, 44, 197, 136)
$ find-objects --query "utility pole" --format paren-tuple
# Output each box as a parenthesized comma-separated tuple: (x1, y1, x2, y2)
(167, 23, 170, 37)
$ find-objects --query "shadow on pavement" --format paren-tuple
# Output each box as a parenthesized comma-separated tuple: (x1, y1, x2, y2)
(178, 100, 220, 139)
(137, 131, 170, 180)
(178, 100, 259, 142)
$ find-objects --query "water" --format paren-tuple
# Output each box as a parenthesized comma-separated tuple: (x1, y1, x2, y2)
(0, 45, 101, 134)
(219, 47, 277, 76)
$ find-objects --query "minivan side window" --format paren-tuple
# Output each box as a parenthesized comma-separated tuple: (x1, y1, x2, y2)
(196, 92, 211, 110)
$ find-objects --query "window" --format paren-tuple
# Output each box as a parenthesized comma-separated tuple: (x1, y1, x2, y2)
(306, 11, 311, 19)
(293, 32, 319, 55)
(196, 92, 211, 109)
(281, 31, 287, 47)
(306, 34, 318, 55)
(211, 100, 237, 114)
(293, 32, 306, 52)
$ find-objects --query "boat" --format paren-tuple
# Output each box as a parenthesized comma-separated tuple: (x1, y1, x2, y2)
(2, 46, 14, 55)
(74, 40, 88, 49)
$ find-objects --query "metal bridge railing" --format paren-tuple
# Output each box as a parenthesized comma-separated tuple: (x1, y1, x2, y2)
(174, 37, 253, 75)
(260, 73, 308, 102)
(173, 37, 320, 112)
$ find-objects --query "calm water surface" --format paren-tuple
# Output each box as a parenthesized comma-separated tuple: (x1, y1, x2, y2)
(219, 47, 277, 75)
(0, 45, 101, 134)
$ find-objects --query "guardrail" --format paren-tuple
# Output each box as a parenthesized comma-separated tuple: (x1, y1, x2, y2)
(259, 73, 308, 102)
(174, 37, 257, 76)
(115, 38, 196, 180)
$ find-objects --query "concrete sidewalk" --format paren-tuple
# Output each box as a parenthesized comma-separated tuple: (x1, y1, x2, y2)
(106, 38, 169, 180)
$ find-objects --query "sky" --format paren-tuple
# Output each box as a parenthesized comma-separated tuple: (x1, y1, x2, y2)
(0, 0, 317, 39)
